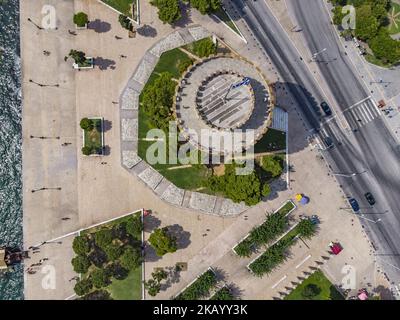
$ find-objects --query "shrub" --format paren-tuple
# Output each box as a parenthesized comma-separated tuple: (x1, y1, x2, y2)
(249, 241, 287, 277)
(192, 38, 217, 58)
(302, 284, 321, 299)
(94, 229, 113, 249)
(90, 268, 111, 289)
(233, 238, 254, 258)
(72, 235, 91, 255)
(68, 49, 87, 65)
(144, 279, 161, 297)
(74, 278, 93, 296)
(177, 59, 193, 74)
(261, 183, 271, 197)
(80, 118, 93, 130)
(148, 227, 177, 256)
(71, 255, 90, 274)
(73, 12, 88, 27)
(82, 146, 92, 156)
(119, 245, 142, 270)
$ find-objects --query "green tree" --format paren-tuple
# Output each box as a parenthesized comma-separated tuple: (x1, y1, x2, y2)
(119, 245, 142, 270)
(177, 59, 193, 74)
(302, 284, 321, 299)
(142, 72, 175, 131)
(210, 287, 234, 300)
(332, 6, 345, 26)
(118, 14, 132, 31)
(368, 28, 400, 64)
(261, 155, 283, 178)
(152, 268, 168, 282)
(90, 268, 111, 289)
(190, 0, 221, 15)
(144, 278, 161, 296)
(74, 278, 93, 296)
(103, 243, 123, 261)
(355, 5, 379, 41)
(73, 12, 88, 27)
(80, 118, 93, 130)
(80, 289, 113, 300)
(297, 219, 316, 239)
(151, 0, 182, 24)
(148, 227, 178, 256)
(126, 214, 143, 238)
(72, 235, 91, 256)
(94, 229, 113, 250)
(68, 49, 87, 65)
(71, 255, 91, 274)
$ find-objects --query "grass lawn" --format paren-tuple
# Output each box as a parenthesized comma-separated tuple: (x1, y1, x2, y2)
(107, 266, 142, 300)
(388, 2, 400, 35)
(213, 7, 241, 36)
(153, 48, 193, 79)
(83, 118, 103, 155)
(365, 53, 393, 68)
(101, 0, 137, 19)
(254, 129, 286, 154)
(284, 270, 344, 300)
(276, 200, 295, 216)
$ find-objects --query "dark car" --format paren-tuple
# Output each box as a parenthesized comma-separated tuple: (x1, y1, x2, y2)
(349, 198, 360, 213)
(323, 136, 334, 149)
(364, 192, 376, 206)
(320, 102, 332, 116)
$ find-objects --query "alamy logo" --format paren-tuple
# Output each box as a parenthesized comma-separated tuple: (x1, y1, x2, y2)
(41, 5, 57, 30)
(341, 265, 356, 290)
(341, 5, 356, 30)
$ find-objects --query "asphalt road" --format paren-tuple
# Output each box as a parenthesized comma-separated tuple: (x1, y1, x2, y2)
(230, 0, 400, 295)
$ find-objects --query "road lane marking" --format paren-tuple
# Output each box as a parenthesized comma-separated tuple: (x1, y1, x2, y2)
(271, 275, 287, 289)
(295, 254, 312, 269)
(343, 96, 371, 112)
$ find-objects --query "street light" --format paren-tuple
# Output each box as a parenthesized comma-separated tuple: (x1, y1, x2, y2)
(310, 48, 327, 62)
(359, 214, 381, 224)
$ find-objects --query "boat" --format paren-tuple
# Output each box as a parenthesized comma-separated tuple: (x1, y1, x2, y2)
(0, 247, 28, 271)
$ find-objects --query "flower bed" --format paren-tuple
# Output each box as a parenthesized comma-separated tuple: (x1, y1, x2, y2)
(233, 200, 296, 257)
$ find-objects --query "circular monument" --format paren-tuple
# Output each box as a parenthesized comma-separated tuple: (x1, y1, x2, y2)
(175, 56, 273, 155)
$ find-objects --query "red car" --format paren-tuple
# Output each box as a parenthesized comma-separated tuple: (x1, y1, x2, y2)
(329, 242, 343, 255)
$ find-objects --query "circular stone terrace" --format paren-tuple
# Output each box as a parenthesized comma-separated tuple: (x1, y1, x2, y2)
(175, 56, 273, 154)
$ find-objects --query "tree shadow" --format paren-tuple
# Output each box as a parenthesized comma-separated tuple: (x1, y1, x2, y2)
(174, 2, 193, 28)
(168, 224, 191, 250)
(137, 24, 157, 38)
(373, 285, 394, 300)
(94, 57, 116, 70)
(102, 145, 111, 156)
(88, 19, 111, 33)
(143, 214, 161, 233)
(227, 282, 244, 300)
(103, 120, 112, 132)
(160, 265, 183, 291)
(144, 243, 161, 262)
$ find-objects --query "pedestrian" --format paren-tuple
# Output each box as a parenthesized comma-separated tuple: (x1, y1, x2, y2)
(119, 54, 127, 58)
(115, 35, 122, 40)
(68, 29, 77, 36)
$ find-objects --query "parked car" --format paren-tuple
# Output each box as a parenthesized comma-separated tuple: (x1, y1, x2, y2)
(320, 101, 332, 116)
(349, 198, 360, 213)
(364, 192, 376, 206)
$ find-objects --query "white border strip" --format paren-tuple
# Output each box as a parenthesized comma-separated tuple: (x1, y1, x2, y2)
(97, 0, 140, 25)
(212, 8, 247, 43)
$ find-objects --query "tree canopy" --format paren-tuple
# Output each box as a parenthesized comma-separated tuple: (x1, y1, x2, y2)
(148, 227, 178, 256)
(151, 0, 182, 24)
(142, 72, 175, 131)
(190, 0, 221, 15)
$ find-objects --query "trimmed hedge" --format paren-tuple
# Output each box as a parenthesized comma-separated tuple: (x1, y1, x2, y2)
(175, 269, 217, 300)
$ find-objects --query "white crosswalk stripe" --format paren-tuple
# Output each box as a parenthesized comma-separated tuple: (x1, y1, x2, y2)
(343, 98, 381, 131)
